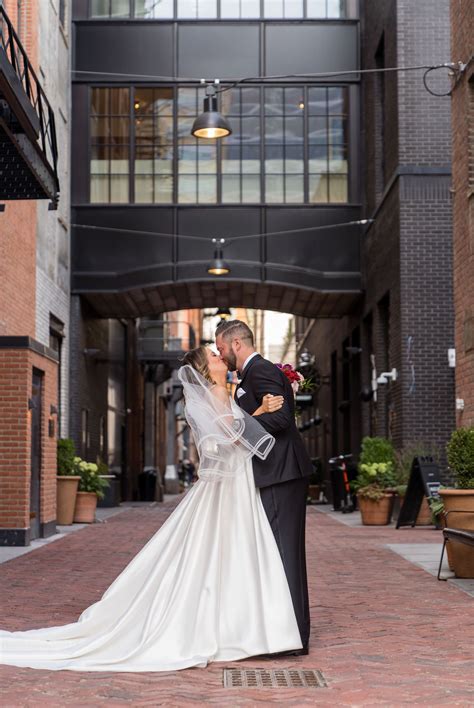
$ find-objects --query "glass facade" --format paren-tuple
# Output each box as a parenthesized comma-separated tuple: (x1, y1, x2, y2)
(90, 0, 348, 19)
(90, 87, 130, 203)
(89, 86, 349, 204)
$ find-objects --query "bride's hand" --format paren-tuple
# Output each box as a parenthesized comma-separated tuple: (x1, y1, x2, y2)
(262, 394, 284, 413)
(252, 394, 284, 417)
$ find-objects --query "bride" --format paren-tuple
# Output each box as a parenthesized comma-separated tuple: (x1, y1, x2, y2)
(0, 346, 303, 672)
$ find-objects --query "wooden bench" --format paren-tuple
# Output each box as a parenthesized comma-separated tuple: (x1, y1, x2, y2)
(437, 510, 474, 580)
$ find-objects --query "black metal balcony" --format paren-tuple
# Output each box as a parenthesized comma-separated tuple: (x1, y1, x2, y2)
(138, 320, 196, 367)
(0, 7, 59, 207)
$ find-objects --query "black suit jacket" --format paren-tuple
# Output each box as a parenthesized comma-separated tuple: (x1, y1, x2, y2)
(235, 354, 313, 488)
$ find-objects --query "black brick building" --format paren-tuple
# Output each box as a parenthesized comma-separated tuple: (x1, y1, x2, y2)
(297, 0, 455, 477)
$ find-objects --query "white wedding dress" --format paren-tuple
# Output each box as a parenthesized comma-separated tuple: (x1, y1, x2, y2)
(0, 367, 302, 672)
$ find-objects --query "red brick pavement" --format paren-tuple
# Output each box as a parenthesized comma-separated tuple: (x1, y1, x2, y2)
(1, 502, 473, 707)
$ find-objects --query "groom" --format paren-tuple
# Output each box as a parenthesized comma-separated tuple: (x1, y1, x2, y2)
(215, 319, 312, 655)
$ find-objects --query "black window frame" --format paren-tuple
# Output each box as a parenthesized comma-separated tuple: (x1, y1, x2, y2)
(88, 0, 351, 20)
(88, 83, 350, 205)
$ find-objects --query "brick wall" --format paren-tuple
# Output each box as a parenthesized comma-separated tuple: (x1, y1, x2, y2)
(296, 0, 455, 479)
(0, 345, 58, 545)
(450, 0, 474, 427)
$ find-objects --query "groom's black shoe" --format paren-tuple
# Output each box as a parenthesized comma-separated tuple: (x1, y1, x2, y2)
(268, 644, 309, 658)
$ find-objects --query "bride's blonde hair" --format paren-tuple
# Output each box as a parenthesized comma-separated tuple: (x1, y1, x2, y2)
(181, 346, 214, 384)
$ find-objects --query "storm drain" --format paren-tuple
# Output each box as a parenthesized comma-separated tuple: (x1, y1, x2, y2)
(223, 668, 327, 689)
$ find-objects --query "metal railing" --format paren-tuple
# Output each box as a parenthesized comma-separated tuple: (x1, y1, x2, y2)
(0, 6, 59, 200)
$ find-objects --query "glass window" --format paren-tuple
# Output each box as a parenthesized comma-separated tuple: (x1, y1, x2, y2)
(264, 86, 305, 203)
(134, 88, 174, 203)
(90, 88, 130, 203)
(221, 0, 260, 18)
(91, 0, 348, 17)
(221, 87, 262, 203)
(307, 86, 348, 203)
(264, 0, 304, 17)
(177, 87, 217, 203)
(89, 84, 349, 205)
(135, 0, 174, 18)
(178, 0, 217, 18)
(90, 0, 131, 17)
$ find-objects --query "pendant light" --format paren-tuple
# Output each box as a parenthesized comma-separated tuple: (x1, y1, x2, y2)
(191, 81, 232, 140)
(207, 238, 230, 276)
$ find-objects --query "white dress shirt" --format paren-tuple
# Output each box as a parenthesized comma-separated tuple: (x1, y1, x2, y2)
(241, 351, 259, 374)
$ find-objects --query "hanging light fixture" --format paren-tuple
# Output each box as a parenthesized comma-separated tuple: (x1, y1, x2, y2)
(207, 238, 230, 276)
(214, 307, 232, 320)
(191, 80, 232, 140)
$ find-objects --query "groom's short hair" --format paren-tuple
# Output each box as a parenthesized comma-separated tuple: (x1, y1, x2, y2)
(215, 319, 255, 347)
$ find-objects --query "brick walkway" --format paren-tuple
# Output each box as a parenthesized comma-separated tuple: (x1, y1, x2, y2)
(1, 501, 473, 706)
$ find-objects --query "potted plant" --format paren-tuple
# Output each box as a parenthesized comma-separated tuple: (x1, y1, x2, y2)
(353, 437, 397, 525)
(395, 443, 438, 525)
(73, 457, 110, 523)
(439, 427, 474, 578)
(56, 439, 81, 525)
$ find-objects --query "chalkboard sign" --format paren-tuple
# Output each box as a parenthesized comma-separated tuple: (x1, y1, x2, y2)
(396, 456, 442, 529)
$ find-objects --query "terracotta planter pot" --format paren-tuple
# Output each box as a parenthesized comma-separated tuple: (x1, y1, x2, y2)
(308, 484, 321, 501)
(56, 476, 81, 525)
(358, 493, 394, 525)
(439, 489, 474, 578)
(74, 491, 98, 523)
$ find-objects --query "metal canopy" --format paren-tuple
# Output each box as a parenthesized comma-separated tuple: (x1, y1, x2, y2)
(81, 281, 362, 319)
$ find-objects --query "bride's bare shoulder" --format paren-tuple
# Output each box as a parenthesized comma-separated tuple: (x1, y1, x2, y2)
(210, 384, 230, 404)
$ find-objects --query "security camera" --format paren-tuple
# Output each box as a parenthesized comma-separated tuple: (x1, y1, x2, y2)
(376, 368, 397, 384)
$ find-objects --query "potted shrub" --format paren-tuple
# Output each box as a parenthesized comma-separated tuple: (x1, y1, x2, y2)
(73, 457, 110, 523)
(353, 437, 397, 525)
(439, 427, 474, 578)
(56, 439, 81, 525)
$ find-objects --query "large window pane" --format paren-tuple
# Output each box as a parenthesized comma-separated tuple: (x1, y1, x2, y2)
(309, 174, 329, 203)
(89, 83, 349, 205)
(110, 0, 130, 17)
(90, 175, 109, 202)
(154, 176, 173, 203)
(135, 0, 174, 18)
(110, 174, 129, 202)
(285, 174, 304, 202)
(265, 174, 284, 202)
(221, 0, 260, 19)
(178, 0, 217, 18)
(307, 0, 326, 17)
(135, 175, 154, 203)
(179, 174, 197, 203)
(265, 145, 284, 173)
(222, 175, 241, 203)
(242, 175, 260, 202)
(327, 0, 347, 18)
(329, 174, 348, 202)
(242, 145, 260, 173)
(198, 175, 217, 203)
(90, 0, 111, 17)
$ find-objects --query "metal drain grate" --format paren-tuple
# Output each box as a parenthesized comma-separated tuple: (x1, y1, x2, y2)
(223, 668, 327, 689)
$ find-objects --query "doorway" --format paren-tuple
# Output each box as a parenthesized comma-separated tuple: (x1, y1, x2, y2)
(30, 369, 43, 540)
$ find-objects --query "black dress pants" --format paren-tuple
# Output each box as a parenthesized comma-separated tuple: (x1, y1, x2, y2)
(259, 476, 310, 646)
